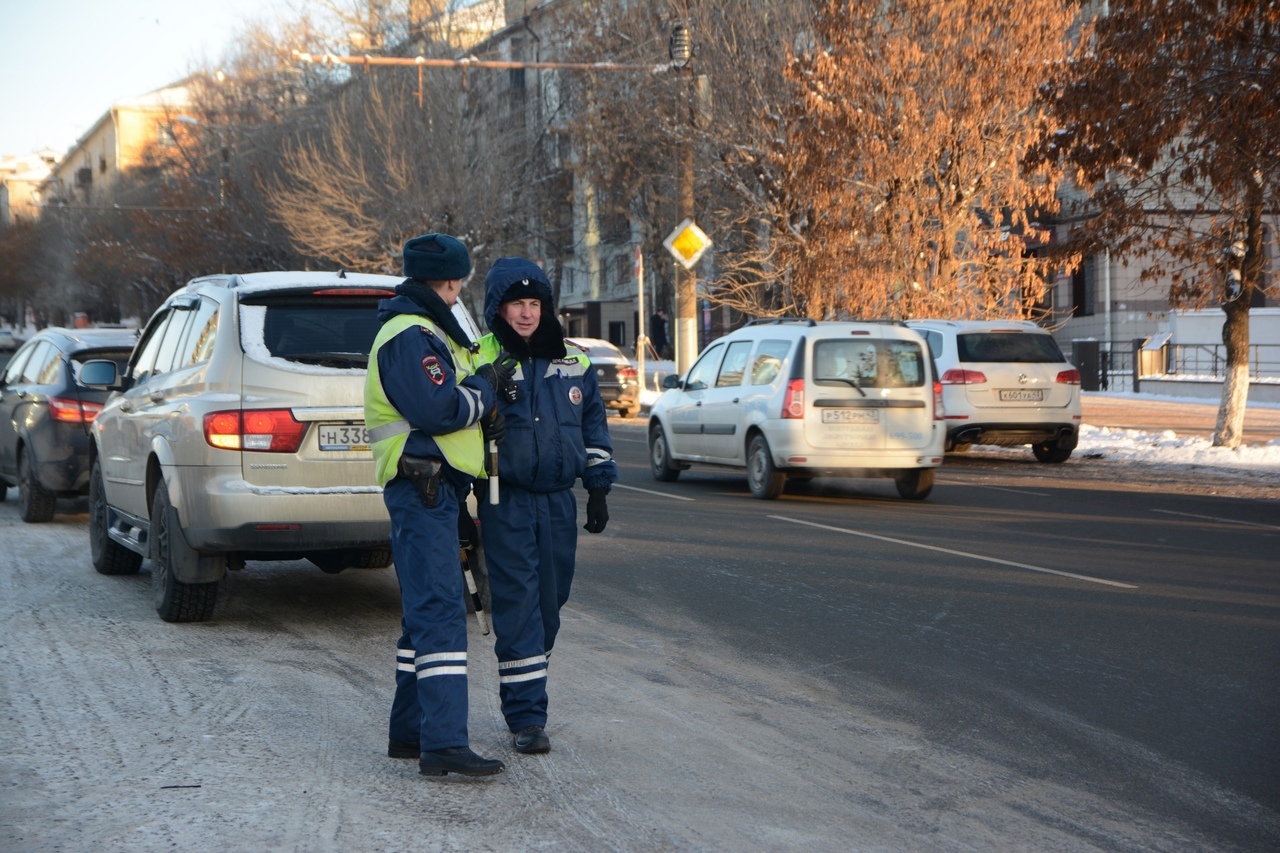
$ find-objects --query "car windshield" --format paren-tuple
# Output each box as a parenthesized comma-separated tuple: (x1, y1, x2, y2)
(580, 341, 624, 360)
(813, 339, 925, 388)
(957, 333, 1065, 363)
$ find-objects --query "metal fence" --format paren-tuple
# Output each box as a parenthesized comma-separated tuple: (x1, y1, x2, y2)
(1066, 339, 1280, 393)
(1165, 343, 1280, 380)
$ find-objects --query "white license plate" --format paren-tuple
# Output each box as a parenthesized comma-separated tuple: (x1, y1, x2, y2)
(318, 423, 371, 451)
(821, 408, 880, 424)
(998, 389, 1044, 402)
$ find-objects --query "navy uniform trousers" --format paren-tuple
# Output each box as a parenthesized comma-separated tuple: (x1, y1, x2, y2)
(385, 475, 471, 752)
(477, 484, 578, 733)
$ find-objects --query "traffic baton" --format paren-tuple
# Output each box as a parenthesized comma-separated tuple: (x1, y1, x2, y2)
(488, 439, 500, 505)
(459, 541, 491, 635)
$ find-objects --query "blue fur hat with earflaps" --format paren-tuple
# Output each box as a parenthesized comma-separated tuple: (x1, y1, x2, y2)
(402, 233, 472, 281)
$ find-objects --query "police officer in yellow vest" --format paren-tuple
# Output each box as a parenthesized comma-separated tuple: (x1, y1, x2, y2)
(364, 233, 515, 778)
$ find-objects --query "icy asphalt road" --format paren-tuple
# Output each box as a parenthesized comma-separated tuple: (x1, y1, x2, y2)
(2, 442, 1278, 851)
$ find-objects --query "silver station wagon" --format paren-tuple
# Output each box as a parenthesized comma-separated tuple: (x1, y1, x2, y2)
(648, 319, 946, 500)
(80, 271, 475, 622)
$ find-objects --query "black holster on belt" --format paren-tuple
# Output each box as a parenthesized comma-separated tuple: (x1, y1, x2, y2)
(398, 455, 443, 508)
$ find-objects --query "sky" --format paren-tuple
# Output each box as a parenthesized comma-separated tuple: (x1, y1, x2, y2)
(0, 0, 297, 157)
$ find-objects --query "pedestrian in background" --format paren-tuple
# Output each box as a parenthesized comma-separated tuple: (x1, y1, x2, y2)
(364, 233, 514, 778)
(475, 257, 617, 755)
(649, 307, 670, 360)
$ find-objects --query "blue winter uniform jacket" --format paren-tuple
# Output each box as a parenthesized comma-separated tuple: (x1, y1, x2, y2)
(375, 293, 494, 485)
(478, 258, 617, 494)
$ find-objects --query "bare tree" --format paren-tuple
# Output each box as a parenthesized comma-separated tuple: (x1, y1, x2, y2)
(770, 0, 1076, 321)
(1037, 0, 1280, 447)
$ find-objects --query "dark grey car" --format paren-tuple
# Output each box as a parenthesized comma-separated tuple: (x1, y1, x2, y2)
(568, 337, 641, 418)
(0, 327, 137, 521)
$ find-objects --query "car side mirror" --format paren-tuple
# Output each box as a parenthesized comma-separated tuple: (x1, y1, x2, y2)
(662, 374, 682, 390)
(80, 359, 122, 390)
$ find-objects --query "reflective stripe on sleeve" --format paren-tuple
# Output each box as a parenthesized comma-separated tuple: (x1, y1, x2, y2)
(586, 447, 612, 467)
(369, 420, 411, 443)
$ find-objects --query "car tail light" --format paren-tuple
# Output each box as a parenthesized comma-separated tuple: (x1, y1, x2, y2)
(204, 409, 307, 452)
(782, 379, 805, 418)
(940, 368, 987, 385)
(617, 365, 638, 382)
(1056, 369, 1082, 385)
(932, 380, 945, 420)
(49, 396, 100, 423)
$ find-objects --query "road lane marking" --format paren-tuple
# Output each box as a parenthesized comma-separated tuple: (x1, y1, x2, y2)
(769, 515, 1138, 589)
(937, 480, 1052, 497)
(613, 483, 697, 501)
(1151, 508, 1280, 531)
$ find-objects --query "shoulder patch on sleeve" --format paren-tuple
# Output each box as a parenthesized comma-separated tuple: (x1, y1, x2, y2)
(422, 355, 446, 385)
(418, 325, 436, 338)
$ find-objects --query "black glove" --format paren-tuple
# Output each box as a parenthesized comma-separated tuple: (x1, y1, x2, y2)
(479, 405, 506, 446)
(475, 354, 520, 403)
(583, 488, 609, 534)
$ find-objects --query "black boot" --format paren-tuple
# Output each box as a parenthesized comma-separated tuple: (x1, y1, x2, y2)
(512, 726, 550, 754)
(388, 739, 418, 759)
(419, 747, 505, 777)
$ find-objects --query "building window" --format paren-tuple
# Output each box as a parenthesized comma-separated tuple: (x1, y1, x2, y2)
(158, 125, 176, 148)
(608, 320, 626, 347)
(1071, 256, 1094, 317)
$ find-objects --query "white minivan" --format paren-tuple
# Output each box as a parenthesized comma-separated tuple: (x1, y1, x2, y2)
(647, 319, 946, 500)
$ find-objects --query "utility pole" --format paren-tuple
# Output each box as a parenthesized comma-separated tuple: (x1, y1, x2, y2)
(669, 21, 704, 375)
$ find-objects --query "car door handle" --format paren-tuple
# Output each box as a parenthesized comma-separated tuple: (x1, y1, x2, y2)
(149, 392, 166, 403)
(119, 401, 134, 413)
(695, 401, 702, 407)
(732, 398, 739, 404)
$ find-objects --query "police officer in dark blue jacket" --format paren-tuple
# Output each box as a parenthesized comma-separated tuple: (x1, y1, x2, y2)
(474, 257, 617, 755)
(365, 234, 515, 778)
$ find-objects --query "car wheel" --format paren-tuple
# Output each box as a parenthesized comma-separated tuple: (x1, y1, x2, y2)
(649, 425, 681, 482)
(893, 468, 935, 500)
(151, 480, 218, 622)
(1032, 440, 1073, 464)
(746, 435, 785, 500)
(618, 407, 633, 419)
(18, 447, 56, 523)
(89, 461, 142, 575)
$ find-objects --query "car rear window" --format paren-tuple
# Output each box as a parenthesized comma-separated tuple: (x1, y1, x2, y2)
(957, 333, 1065, 363)
(241, 293, 389, 369)
(814, 339, 925, 388)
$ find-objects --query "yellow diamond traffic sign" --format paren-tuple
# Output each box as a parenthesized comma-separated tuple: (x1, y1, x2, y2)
(663, 218, 712, 270)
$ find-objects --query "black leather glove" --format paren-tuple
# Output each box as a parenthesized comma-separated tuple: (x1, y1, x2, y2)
(475, 354, 520, 403)
(583, 488, 609, 534)
(479, 405, 506, 446)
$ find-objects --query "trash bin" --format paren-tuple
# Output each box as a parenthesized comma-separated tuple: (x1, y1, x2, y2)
(1071, 339, 1100, 392)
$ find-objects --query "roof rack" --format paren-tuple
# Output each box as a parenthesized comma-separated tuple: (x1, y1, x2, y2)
(743, 318, 817, 327)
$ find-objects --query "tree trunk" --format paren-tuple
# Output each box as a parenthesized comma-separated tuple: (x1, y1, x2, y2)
(1214, 298, 1250, 448)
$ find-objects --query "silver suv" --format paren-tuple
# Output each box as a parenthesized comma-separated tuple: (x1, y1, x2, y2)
(905, 319, 1082, 462)
(81, 271, 440, 622)
(648, 319, 945, 500)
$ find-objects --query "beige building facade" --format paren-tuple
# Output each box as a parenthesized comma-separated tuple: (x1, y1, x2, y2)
(0, 149, 59, 226)
(40, 80, 191, 207)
